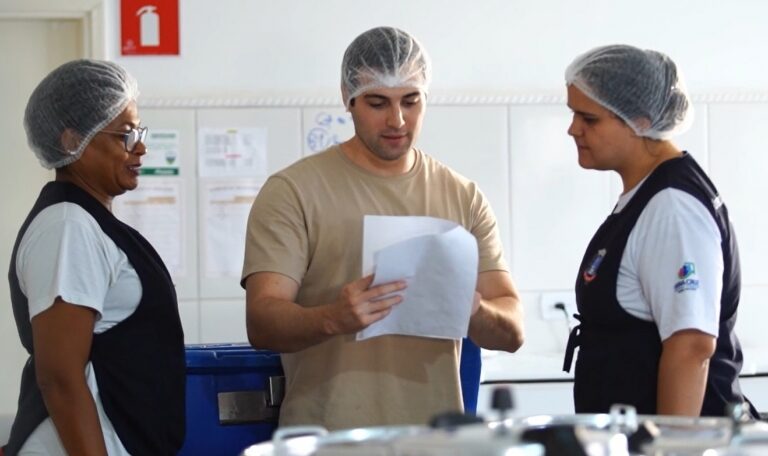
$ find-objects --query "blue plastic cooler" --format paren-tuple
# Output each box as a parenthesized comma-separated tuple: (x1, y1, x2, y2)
(179, 344, 284, 456)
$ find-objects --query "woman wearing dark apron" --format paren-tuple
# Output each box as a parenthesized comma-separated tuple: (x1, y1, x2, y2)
(4, 60, 185, 455)
(561, 44, 758, 418)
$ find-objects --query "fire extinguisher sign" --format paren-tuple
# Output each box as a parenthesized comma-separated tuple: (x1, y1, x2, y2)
(120, 0, 179, 55)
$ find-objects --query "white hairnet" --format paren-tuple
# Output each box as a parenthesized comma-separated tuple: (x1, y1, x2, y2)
(565, 44, 693, 140)
(24, 59, 139, 169)
(341, 26, 431, 107)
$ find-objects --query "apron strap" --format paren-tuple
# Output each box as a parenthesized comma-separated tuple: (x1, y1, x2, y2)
(562, 314, 582, 373)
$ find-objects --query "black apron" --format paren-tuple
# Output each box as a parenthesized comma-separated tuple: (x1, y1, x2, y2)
(5, 182, 186, 455)
(563, 153, 756, 417)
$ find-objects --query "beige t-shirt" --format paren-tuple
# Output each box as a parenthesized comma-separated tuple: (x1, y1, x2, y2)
(242, 146, 507, 430)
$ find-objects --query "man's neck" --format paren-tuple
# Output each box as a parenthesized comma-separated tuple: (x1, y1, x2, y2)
(340, 137, 415, 177)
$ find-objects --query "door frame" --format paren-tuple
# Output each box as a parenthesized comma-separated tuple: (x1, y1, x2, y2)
(0, 3, 102, 58)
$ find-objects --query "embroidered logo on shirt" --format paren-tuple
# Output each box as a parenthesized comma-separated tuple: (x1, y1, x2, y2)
(583, 248, 607, 283)
(678, 262, 696, 279)
(674, 262, 699, 293)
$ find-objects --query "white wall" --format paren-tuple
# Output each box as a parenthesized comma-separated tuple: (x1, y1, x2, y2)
(102, 0, 768, 97)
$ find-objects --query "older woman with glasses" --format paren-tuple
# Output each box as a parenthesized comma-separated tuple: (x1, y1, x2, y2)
(4, 60, 185, 456)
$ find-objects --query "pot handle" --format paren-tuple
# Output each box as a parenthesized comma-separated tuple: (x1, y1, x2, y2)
(272, 425, 329, 442)
(609, 404, 638, 433)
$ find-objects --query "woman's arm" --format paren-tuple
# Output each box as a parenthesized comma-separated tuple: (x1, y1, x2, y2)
(31, 297, 107, 456)
(657, 329, 716, 415)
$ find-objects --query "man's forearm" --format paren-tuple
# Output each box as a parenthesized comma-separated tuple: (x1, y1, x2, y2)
(468, 295, 524, 352)
(247, 297, 335, 353)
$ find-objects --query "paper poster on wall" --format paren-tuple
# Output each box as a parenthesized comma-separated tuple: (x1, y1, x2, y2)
(113, 179, 185, 277)
(203, 180, 263, 278)
(303, 109, 353, 155)
(141, 129, 181, 176)
(198, 127, 268, 178)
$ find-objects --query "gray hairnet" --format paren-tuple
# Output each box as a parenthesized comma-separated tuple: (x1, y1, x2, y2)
(24, 59, 139, 169)
(565, 44, 693, 140)
(341, 26, 431, 107)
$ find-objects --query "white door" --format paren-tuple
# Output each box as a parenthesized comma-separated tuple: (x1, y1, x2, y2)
(0, 18, 83, 420)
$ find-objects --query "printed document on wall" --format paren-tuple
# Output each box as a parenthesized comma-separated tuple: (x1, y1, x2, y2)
(358, 215, 479, 341)
(203, 180, 262, 278)
(198, 127, 268, 178)
(113, 178, 185, 277)
(141, 129, 181, 176)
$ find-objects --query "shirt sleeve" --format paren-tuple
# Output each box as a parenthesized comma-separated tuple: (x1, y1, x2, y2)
(470, 185, 508, 273)
(17, 204, 115, 320)
(632, 189, 722, 340)
(241, 175, 309, 287)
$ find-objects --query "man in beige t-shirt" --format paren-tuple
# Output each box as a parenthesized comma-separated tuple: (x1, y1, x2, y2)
(241, 26, 524, 430)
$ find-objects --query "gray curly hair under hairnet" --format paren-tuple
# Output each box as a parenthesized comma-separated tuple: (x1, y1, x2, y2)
(24, 59, 139, 169)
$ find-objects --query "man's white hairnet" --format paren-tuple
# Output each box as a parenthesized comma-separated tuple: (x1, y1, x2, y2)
(341, 26, 431, 107)
(24, 59, 139, 169)
(565, 44, 693, 140)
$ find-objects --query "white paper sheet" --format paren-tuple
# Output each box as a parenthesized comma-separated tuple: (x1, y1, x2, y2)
(358, 215, 479, 341)
(203, 180, 262, 278)
(113, 179, 184, 277)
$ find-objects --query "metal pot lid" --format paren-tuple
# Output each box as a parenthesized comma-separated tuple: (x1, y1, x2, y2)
(388, 423, 544, 456)
(241, 423, 544, 456)
(240, 425, 426, 456)
(241, 426, 327, 456)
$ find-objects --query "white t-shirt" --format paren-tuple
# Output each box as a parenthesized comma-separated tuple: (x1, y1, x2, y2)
(15, 202, 141, 456)
(615, 184, 723, 341)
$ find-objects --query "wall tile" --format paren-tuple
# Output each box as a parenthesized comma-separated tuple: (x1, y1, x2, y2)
(509, 105, 612, 290)
(676, 103, 710, 170)
(736, 285, 768, 360)
(709, 104, 768, 286)
(178, 299, 200, 344)
(418, 106, 511, 258)
(200, 299, 249, 343)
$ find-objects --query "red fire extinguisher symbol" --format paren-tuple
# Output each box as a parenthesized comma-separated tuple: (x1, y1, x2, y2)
(121, 0, 179, 55)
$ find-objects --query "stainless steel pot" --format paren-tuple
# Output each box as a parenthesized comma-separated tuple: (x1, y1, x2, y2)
(514, 404, 638, 456)
(634, 416, 768, 455)
(512, 405, 768, 455)
(379, 422, 544, 456)
(240, 425, 428, 456)
(240, 423, 544, 456)
(240, 404, 768, 456)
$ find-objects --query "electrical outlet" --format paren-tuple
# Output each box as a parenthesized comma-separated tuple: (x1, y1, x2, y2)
(540, 291, 578, 321)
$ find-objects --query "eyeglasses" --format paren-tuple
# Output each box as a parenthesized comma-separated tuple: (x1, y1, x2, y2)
(99, 126, 148, 153)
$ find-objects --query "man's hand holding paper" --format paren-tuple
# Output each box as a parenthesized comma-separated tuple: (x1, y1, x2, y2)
(358, 215, 479, 341)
